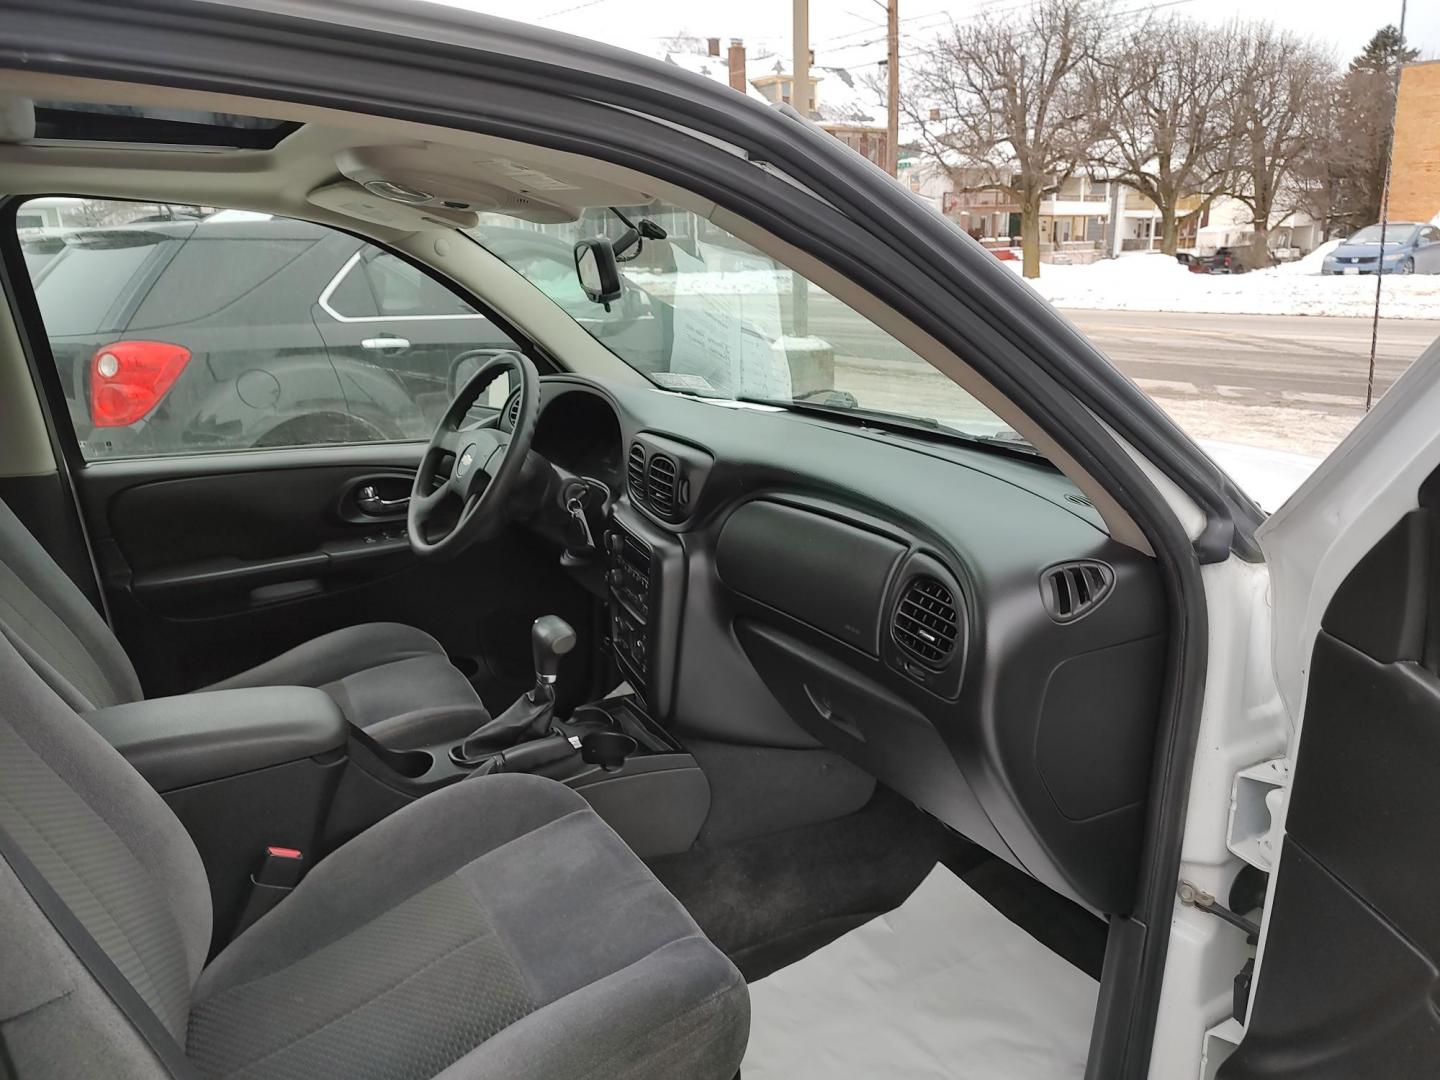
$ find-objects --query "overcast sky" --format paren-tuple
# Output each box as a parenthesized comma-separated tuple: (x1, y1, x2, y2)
(429, 0, 1440, 71)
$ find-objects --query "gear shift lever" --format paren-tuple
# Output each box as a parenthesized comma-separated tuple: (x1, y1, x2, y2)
(529, 614, 577, 698)
(452, 616, 577, 764)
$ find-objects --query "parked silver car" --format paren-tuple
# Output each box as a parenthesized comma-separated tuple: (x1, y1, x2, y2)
(1322, 222, 1440, 275)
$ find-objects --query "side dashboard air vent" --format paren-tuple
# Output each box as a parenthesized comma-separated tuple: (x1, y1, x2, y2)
(646, 454, 681, 519)
(505, 392, 521, 429)
(627, 443, 648, 502)
(892, 576, 959, 666)
(1041, 561, 1114, 622)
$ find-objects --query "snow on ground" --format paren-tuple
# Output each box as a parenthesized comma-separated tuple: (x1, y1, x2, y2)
(632, 249, 1440, 319)
(1197, 439, 1324, 513)
(1271, 239, 1341, 275)
(1007, 250, 1440, 319)
(1147, 395, 1359, 460)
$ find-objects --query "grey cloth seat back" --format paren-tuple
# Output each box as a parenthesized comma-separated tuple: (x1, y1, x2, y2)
(0, 498, 141, 712)
(0, 627, 750, 1079)
(0, 631, 211, 1076)
(0, 498, 485, 750)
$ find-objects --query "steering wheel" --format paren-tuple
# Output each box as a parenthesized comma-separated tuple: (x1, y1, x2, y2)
(407, 351, 540, 559)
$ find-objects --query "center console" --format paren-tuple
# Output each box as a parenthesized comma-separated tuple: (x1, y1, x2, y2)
(605, 521, 656, 696)
(324, 589, 706, 861)
(87, 686, 350, 947)
(91, 505, 704, 947)
(602, 504, 685, 720)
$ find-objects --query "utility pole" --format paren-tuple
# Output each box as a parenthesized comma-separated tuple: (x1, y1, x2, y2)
(793, 0, 809, 119)
(791, 0, 809, 338)
(886, 0, 899, 177)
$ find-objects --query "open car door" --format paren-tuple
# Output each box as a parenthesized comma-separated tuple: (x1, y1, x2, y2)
(1220, 335, 1440, 1078)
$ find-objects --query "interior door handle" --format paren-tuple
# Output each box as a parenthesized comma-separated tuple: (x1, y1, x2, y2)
(356, 484, 409, 515)
(361, 336, 410, 352)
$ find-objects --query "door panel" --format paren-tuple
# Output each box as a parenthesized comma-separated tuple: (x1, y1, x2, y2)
(76, 444, 593, 703)
(4, 196, 593, 711)
(1223, 491, 1440, 1077)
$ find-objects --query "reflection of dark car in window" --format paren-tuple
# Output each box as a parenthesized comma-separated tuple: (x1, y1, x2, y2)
(27, 215, 642, 458)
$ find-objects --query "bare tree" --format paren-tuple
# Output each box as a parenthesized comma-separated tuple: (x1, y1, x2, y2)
(71, 199, 115, 228)
(1295, 24, 1419, 238)
(1221, 23, 1335, 256)
(1084, 15, 1236, 256)
(897, 0, 1109, 278)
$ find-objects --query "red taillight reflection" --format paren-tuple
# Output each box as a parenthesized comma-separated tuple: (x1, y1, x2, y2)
(89, 341, 191, 427)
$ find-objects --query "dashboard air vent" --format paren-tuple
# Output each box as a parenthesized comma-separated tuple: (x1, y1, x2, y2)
(505, 391, 521, 429)
(1042, 561, 1114, 622)
(627, 443, 648, 501)
(892, 576, 959, 666)
(646, 454, 680, 519)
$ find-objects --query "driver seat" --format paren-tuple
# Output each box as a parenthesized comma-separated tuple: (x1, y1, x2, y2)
(0, 497, 489, 749)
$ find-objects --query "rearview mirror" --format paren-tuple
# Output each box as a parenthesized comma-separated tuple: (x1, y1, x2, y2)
(574, 238, 622, 308)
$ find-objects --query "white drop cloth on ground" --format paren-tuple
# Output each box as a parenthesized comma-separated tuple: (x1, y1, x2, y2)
(743, 865, 1098, 1079)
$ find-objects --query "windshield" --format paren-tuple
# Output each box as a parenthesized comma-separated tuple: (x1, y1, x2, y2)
(466, 206, 1021, 448)
(1346, 225, 1417, 245)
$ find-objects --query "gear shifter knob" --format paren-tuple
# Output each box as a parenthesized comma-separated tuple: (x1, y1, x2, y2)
(532, 615, 577, 686)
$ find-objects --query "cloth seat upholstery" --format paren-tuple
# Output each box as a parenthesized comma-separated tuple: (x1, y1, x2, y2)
(0, 633, 749, 1079)
(0, 498, 487, 748)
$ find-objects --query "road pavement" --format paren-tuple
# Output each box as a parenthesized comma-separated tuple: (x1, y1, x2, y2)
(1064, 309, 1440, 416)
(804, 293, 1440, 455)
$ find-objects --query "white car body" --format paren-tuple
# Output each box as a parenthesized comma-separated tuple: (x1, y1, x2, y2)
(1151, 333, 1440, 1076)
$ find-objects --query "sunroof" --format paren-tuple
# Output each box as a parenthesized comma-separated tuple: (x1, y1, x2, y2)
(32, 102, 298, 150)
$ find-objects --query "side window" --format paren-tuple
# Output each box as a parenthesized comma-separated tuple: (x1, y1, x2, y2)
(323, 256, 380, 318)
(363, 252, 473, 317)
(1423, 227, 1440, 247)
(14, 198, 521, 460)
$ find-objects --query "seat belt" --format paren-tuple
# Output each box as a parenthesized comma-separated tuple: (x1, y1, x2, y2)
(0, 820, 200, 1080)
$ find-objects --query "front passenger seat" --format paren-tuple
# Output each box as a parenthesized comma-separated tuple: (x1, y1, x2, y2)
(0, 631, 750, 1078)
(0, 497, 488, 748)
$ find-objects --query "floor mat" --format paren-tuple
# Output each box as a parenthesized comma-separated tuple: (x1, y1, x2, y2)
(743, 865, 1099, 1079)
(648, 787, 978, 982)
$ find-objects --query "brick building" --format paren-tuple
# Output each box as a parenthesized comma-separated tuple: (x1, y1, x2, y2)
(1389, 60, 1440, 225)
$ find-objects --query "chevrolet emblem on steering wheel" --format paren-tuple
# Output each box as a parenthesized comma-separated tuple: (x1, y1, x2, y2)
(456, 445, 476, 477)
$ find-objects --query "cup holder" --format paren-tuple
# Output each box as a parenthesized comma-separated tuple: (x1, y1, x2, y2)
(579, 731, 637, 771)
(376, 746, 434, 780)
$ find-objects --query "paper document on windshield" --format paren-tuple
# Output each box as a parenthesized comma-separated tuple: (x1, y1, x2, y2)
(668, 245, 792, 400)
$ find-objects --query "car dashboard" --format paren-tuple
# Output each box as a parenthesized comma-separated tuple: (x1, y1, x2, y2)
(521, 375, 1167, 914)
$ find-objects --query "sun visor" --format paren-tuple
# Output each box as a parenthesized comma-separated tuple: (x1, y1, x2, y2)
(0, 96, 35, 143)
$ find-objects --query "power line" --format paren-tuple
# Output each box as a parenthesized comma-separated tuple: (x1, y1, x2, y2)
(535, 0, 611, 22)
(814, 9, 952, 49)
